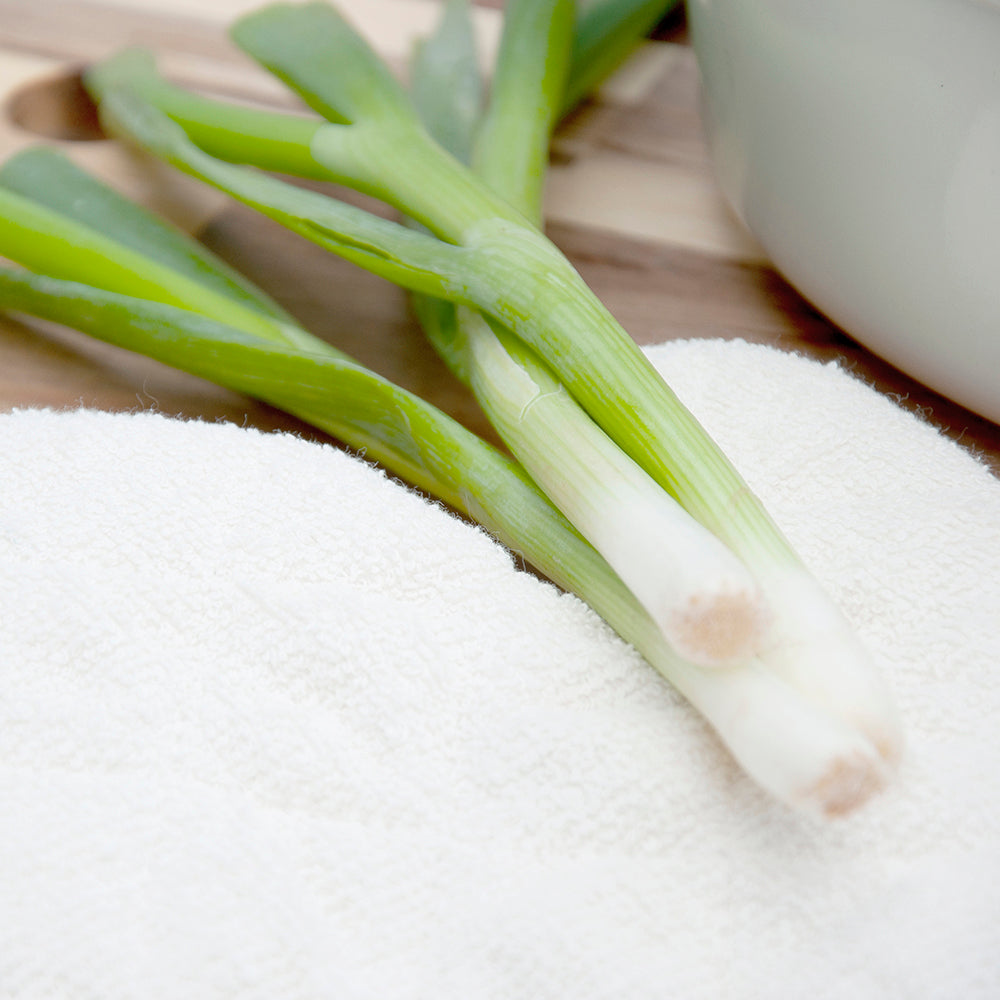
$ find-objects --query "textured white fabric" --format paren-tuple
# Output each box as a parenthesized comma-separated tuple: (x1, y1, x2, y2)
(1, 339, 998, 999)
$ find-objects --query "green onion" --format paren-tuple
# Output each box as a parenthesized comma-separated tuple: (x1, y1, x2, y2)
(83, 6, 901, 770)
(0, 147, 883, 816)
(0, 1, 903, 814)
(83, 0, 901, 793)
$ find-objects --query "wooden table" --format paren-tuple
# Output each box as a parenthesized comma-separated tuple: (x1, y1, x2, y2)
(1, 0, 997, 476)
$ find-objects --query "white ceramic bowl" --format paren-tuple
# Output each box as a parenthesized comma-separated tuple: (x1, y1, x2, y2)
(687, 0, 1000, 423)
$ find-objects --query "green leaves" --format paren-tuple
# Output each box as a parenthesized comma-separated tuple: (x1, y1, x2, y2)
(0, 157, 307, 350)
(95, 89, 472, 300)
(86, 49, 327, 180)
(0, 146, 292, 322)
(232, 1, 413, 126)
(567, 0, 681, 113)
(410, 0, 483, 165)
(473, 0, 574, 220)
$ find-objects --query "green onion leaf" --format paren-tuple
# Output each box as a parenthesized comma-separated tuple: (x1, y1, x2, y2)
(410, 0, 484, 168)
(0, 179, 310, 350)
(566, 0, 681, 114)
(0, 145, 292, 322)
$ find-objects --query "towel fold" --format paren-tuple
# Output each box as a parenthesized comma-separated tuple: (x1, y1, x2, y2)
(1, 338, 998, 999)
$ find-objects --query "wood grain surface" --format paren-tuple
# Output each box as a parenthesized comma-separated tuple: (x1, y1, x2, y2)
(1, 0, 997, 477)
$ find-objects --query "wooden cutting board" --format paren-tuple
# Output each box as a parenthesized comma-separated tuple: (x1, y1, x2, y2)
(0, 0, 997, 474)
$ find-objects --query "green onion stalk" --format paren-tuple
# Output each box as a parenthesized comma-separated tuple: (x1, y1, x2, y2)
(84, 0, 901, 807)
(0, 144, 873, 818)
(0, 0, 901, 815)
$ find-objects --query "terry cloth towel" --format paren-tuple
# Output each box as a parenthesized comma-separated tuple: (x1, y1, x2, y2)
(0, 339, 998, 1000)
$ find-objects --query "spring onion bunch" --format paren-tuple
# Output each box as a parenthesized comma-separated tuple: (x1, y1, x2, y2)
(0, 0, 902, 817)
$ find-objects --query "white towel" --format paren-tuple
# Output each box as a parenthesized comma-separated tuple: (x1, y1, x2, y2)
(1, 338, 998, 999)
